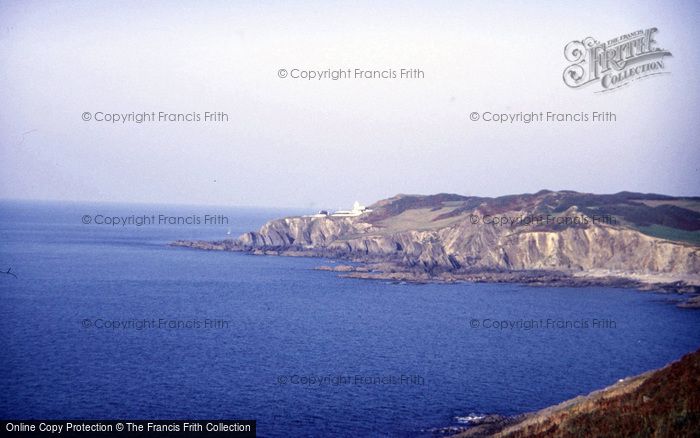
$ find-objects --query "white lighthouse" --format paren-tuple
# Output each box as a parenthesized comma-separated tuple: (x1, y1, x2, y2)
(331, 201, 372, 217)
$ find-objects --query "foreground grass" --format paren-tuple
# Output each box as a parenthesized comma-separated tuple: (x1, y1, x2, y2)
(456, 348, 700, 437)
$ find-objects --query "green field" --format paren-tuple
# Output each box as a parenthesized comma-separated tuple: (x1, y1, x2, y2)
(636, 224, 700, 245)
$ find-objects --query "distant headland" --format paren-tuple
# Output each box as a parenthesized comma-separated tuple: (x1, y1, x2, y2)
(172, 190, 700, 304)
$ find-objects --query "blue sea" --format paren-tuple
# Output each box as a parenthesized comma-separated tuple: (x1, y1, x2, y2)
(1, 200, 699, 437)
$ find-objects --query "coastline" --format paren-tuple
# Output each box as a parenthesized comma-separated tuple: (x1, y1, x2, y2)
(445, 348, 700, 437)
(171, 191, 700, 308)
(170, 239, 700, 307)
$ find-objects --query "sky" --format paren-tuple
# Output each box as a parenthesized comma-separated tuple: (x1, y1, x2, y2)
(1, 0, 699, 210)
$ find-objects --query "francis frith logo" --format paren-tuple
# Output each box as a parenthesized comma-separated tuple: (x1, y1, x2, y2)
(563, 28, 671, 92)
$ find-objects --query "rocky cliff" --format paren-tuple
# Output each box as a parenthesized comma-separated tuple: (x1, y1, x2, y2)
(174, 191, 700, 283)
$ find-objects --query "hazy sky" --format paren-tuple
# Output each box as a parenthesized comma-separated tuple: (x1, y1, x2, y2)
(1, 1, 699, 209)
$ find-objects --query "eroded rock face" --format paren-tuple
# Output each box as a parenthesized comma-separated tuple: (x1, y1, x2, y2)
(236, 216, 365, 248)
(234, 215, 698, 275)
(180, 191, 700, 278)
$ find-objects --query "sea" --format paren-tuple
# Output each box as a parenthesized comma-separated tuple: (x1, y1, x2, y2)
(1, 200, 699, 437)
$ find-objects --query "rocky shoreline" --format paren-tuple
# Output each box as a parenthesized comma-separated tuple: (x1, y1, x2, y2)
(171, 191, 700, 307)
(170, 239, 700, 307)
(319, 265, 700, 307)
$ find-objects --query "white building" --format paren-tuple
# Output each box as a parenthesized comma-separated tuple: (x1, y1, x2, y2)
(303, 201, 372, 218)
(331, 201, 372, 217)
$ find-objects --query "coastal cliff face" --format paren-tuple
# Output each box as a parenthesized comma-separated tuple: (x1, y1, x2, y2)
(174, 191, 700, 281)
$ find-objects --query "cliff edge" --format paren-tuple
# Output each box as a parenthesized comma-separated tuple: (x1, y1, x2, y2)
(173, 190, 700, 292)
(450, 348, 700, 437)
